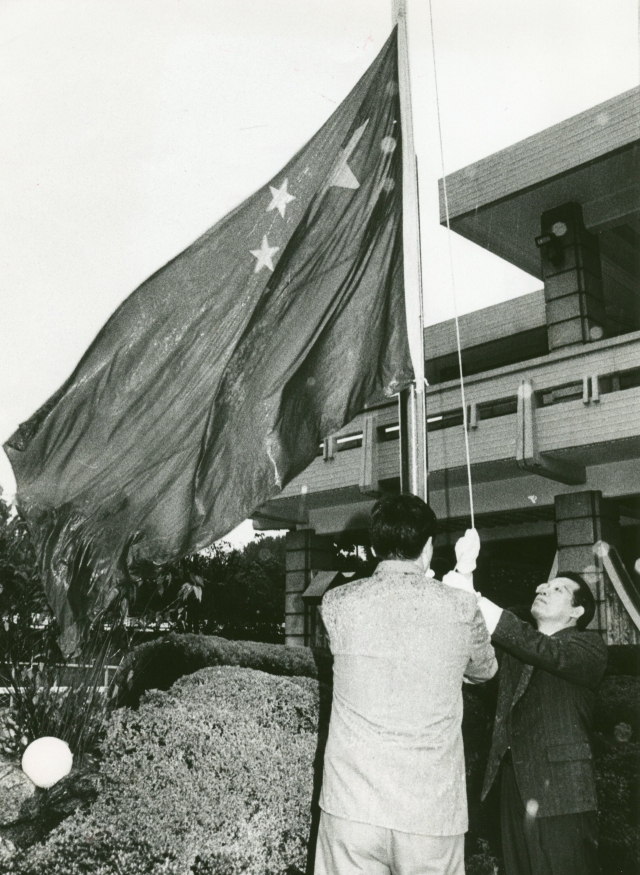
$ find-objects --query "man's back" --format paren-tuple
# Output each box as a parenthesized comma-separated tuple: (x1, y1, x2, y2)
(320, 559, 497, 837)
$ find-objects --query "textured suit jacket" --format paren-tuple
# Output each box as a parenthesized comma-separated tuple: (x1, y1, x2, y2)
(319, 559, 498, 836)
(481, 610, 608, 817)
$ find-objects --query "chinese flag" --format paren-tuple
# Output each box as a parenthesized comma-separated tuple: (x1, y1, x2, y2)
(5, 30, 412, 650)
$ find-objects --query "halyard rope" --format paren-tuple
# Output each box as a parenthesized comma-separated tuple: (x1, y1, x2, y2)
(427, 0, 475, 528)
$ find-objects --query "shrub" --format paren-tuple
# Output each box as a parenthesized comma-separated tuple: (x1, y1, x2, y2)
(605, 645, 640, 677)
(592, 677, 640, 875)
(116, 633, 332, 707)
(5, 639, 639, 875)
(0, 658, 115, 762)
(594, 675, 640, 736)
(461, 685, 500, 864)
(594, 734, 640, 875)
(465, 839, 500, 875)
(125, 536, 286, 641)
(6, 667, 325, 875)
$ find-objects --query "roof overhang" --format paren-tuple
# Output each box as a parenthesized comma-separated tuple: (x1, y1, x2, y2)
(439, 88, 640, 278)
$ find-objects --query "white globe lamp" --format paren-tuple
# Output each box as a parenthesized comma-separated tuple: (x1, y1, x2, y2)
(21, 736, 73, 788)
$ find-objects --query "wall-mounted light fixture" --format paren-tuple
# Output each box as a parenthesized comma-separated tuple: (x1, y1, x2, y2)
(534, 222, 566, 265)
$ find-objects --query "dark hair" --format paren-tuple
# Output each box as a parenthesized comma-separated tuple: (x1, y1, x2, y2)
(370, 495, 437, 561)
(559, 571, 596, 630)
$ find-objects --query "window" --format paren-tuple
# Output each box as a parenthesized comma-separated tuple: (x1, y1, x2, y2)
(377, 423, 399, 442)
(427, 410, 463, 431)
(538, 382, 583, 406)
(477, 397, 518, 419)
(335, 433, 363, 451)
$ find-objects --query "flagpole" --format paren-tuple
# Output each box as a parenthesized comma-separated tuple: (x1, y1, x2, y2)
(394, 0, 428, 502)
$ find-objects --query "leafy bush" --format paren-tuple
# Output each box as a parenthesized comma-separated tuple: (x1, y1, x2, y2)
(594, 674, 640, 731)
(461, 685, 499, 865)
(114, 633, 639, 874)
(0, 658, 115, 762)
(465, 839, 500, 875)
(0, 490, 288, 767)
(6, 667, 326, 875)
(592, 676, 640, 875)
(0, 493, 128, 765)
(0, 496, 57, 668)
(594, 733, 640, 875)
(116, 632, 332, 707)
(3, 586, 638, 875)
(125, 536, 286, 641)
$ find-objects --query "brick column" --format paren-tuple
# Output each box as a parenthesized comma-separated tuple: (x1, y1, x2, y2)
(540, 202, 605, 351)
(554, 491, 619, 637)
(284, 530, 336, 647)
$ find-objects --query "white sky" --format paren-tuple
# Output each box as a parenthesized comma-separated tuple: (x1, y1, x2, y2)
(0, 0, 637, 545)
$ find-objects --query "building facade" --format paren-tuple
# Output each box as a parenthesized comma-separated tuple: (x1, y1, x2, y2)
(253, 87, 640, 648)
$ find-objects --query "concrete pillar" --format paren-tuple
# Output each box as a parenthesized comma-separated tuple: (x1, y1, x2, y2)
(284, 530, 336, 647)
(540, 202, 605, 351)
(554, 491, 619, 637)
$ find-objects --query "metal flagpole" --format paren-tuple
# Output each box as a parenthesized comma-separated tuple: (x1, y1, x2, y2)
(394, 0, 428, 502)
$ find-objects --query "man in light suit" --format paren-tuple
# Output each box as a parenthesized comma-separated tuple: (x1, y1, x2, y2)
(314, 495, 497, 875)
(474, 571, 607, 875)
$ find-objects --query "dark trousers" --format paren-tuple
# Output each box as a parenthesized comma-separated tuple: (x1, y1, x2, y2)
(500, 755, 599, 875)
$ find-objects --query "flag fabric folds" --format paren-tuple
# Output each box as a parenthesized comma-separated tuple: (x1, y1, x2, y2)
(4, 30, 413, 651)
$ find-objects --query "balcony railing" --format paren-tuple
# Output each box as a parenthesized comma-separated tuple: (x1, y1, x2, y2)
(275, 329, 640, 500)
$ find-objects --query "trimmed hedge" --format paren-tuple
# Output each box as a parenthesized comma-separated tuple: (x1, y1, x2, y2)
(5, 667, 327, 875)
(115, 633, 332, 707)
(4, 636, 638, 875)
(118, 636, 638, 711)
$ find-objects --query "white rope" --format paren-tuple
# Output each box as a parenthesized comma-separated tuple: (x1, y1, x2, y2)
(427, 0, 475, 528)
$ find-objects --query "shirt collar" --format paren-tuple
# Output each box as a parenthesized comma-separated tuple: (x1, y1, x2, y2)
(550, 624, 581, 638)
(374, 558, 424, 577)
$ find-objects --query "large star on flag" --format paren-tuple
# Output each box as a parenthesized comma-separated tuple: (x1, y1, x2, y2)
(250, 235, 280, 273)
(267, 179, 296, 218)
(306, 119, 371, 224)
(326, 120, 369, 190)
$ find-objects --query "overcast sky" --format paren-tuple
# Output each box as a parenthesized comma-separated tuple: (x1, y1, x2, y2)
(0, 0, 637, 542)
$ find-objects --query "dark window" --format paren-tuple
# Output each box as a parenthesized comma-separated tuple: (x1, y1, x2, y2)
(377, 423, 400, 442)
(335, 433, 363, 451)
(538, 381, 583, 406)
(427, 410, 463, 431)
(477, 397, 518, 420)
(619, 367, 640, 391)
(592, 367, 640, 397)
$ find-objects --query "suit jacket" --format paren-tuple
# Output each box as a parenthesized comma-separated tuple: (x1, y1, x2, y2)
(482, 610, 608, 817)
(319, 559, 498, 836)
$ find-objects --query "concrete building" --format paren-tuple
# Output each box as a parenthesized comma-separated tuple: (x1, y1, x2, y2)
(253, 87, 640, 648)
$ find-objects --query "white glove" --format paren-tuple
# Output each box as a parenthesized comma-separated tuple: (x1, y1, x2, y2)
(454, 528, 480, 575)
(442, 570, 476, 595)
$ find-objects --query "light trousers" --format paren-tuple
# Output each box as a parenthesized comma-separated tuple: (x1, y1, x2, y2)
(314, 810, 465, 875)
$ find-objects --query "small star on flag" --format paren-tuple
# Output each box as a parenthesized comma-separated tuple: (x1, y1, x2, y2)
(250, 235, 280, 273)
(267, 179, 296, 218)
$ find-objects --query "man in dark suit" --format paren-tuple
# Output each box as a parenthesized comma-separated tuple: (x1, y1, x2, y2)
(476, 571, 608, 875)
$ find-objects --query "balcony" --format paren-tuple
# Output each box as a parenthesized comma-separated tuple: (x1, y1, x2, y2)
(255, 329, 640, 530)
